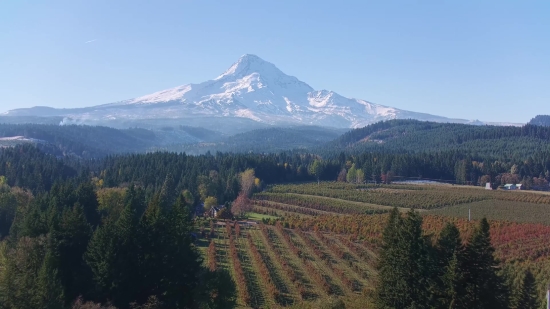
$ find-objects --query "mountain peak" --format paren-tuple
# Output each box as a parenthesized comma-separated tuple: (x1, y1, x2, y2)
(239, 53, 263, 62)
(3, 54, 480, 128)
(215, 54, 281, 80)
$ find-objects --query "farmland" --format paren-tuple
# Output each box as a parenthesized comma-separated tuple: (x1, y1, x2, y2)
(197, 220, 375, 308)
(253, 182, 550, 223)
(196, 181, 550, 307)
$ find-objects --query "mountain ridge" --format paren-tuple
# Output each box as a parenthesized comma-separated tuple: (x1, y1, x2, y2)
(3, 54, 521, 128)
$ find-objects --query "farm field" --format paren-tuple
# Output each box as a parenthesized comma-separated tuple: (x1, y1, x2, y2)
(196, 214, 550, 308)
(253, 182, 550, 224)
(216, 181, 550, 306)
(427, 200, 550, 224)
(195, 182, 550, 307)
(197, 219, 375, 308)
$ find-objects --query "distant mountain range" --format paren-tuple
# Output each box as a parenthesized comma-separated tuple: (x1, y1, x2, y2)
(1, 54, 520, 129)
(1, 120, 547, 159)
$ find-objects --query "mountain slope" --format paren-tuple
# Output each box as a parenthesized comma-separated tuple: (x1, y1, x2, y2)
(4, 54, 480, 129)
(157, 126, 346, 154)
(319, 119, 550, 159)
(529, 115, 550, 126)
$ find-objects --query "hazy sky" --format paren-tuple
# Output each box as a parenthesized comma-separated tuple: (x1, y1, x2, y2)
(1, 0, 548, 123)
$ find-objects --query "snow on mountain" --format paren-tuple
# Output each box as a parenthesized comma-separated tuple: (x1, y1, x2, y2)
(4, 54, 480, 128)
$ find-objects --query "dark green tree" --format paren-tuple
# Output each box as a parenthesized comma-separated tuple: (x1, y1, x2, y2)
(195, 269, 237, 309)
(158, 194, 201, 308)
(85, 186, 142, 307)
(514, 270, 539, 309)
(53, 203, 93, 304)
(35, 247, 65, 309)
(85, 220, 117, 302)
(75, 182, 101, 227)
(375, 208, 434, 309)
(436, 223, 466, 308)
(463, 218, 508, 309)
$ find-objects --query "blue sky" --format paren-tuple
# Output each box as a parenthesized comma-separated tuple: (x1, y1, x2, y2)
(0, 0, 548, 123)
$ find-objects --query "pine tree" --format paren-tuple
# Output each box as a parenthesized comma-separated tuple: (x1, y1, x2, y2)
(159, 194, 201, 308)
(436, 223, 466, 308)
(375, 208, 434, 309)
(159, 174, 176, 210)
(85, 186, 143, 307)
(441, 252, 464, 309)
(463, 218, 508, 309)
(75, 182, 101, 227)
(1, 236, 48, 309)
(134, 193, 165, 304)
(54, 203, 93, 304)
(376, 207, 403, 308)
(84, 219, 117, 301)
(400, 209, 434, 308)
(110, 187, 142, 306)
(196, 269, 237, 309)
(514, 270, 539, 309)
(35, 248, 65, 309)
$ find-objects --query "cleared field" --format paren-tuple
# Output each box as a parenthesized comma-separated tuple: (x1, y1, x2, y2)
(254, 192, 390, 214)
(252, 182, 550, 224)
(428, 200, 550, 225)
(197, 220, 376, 308)
(263, 182, 491, 210)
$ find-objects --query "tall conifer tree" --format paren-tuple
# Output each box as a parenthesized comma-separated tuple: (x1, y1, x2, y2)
(463, 218, 508, 309)
(514, 270, 539, 309)
(375, 208, 434, 309)
(436, 223, 466, 308)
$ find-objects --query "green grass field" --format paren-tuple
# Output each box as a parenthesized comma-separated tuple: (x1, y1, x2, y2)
(246, 212, 280, 221)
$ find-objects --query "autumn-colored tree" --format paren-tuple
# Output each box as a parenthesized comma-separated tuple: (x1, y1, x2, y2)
(240, 169, 256, 198)
(231, 193, 250, 217)
(356, 169, 365, 184)
(337, 168, 347, 182)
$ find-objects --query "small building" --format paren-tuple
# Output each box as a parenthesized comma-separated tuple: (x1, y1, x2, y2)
(485, 183, 493, 190)
(503, 184, 523, 190)
(207, 205, 225, 218)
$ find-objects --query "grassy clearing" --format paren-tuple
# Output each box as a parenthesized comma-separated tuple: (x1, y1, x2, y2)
(247, 212, 280, 221)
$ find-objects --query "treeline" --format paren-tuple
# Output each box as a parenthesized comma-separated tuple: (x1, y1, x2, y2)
(92, 151, 322, 204)
(375, 208, 540, 309)
(0, 180, 236, 308)
(4, 143, 550, 203)
(0, 123, 157, 158)
(0, 146, 78, 193)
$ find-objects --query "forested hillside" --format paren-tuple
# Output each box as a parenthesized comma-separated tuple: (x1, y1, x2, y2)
(0, 124, 157, 157)
(157, 126, 345, 154)
(322, 119, 550, 160)
(529, 115, 550, 126)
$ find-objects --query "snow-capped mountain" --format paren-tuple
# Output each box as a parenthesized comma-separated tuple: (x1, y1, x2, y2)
(4, 54, 480, 128)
